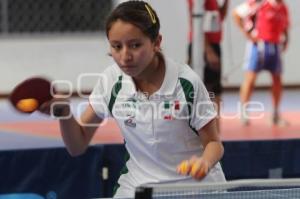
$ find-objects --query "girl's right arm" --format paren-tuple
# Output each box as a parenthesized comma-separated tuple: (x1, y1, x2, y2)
(58, 103, 103, 156)
(40, 100, 103, 156)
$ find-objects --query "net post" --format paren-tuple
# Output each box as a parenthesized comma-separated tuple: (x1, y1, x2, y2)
(135, 186, 152, 199)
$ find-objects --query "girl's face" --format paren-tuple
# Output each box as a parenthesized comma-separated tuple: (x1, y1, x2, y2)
(108, 19, 161, 78)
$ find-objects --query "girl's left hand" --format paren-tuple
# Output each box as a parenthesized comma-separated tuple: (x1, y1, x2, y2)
(176, 156, 210, 180)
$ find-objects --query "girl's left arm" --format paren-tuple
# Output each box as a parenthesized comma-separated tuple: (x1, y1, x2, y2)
(199, 118, 224, 170)
(177, 118, 224, 179)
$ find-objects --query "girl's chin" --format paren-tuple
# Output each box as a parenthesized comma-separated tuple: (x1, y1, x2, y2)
(122, 69, 138, 77)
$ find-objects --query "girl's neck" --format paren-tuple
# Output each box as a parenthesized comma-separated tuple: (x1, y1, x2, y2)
(134, 53, 165, 96)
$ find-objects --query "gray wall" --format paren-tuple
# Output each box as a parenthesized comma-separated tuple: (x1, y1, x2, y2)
(1, 0, 299, 94)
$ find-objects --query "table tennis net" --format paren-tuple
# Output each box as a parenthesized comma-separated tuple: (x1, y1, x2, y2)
(135, 178, 300, 199)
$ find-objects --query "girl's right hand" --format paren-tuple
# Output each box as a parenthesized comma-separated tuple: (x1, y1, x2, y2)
(38, 97, 70, 118)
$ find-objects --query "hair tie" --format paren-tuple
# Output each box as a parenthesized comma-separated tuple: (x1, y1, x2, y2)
(145, 4, 156, 24)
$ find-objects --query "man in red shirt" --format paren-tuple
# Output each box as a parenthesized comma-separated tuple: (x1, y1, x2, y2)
(233, 0, 289, 126)
(187, 0, 229, 131)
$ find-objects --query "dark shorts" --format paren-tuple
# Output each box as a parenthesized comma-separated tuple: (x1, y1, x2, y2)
(244, 41, 282, 74)
(204, 43, 222, 96)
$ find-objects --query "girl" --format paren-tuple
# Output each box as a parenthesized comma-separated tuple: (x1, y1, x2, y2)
(41, 1, 226, 198)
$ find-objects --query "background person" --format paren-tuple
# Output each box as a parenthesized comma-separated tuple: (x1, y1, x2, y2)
(187, 0, 229, 131)
(233, 0, 290, 126)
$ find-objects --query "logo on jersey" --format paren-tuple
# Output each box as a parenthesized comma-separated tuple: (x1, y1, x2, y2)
(124, 116, 136, 128)
(163, 100, 181, 120)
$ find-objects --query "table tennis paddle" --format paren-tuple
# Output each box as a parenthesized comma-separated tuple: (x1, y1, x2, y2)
(9, 77, 55, 113)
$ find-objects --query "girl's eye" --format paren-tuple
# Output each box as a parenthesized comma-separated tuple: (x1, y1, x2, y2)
(111, 44, 121, 50)
(130, 43, 141, 49)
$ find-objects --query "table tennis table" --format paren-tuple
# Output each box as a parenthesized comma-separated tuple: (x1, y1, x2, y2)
(134, 188, 300, 199)
(122, 178, 300, 199)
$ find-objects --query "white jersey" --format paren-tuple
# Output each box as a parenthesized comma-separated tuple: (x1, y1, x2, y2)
(89, 57, 226, 198)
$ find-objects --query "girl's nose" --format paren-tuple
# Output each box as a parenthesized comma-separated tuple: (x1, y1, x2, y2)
(121, 47, 133, 63)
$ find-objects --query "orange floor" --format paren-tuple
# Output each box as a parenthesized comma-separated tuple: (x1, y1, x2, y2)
(0, 111, 299, 145)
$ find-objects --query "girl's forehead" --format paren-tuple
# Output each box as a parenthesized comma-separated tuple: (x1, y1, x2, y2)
(108, 20, 147, 41)
(110, 20, 139, 31)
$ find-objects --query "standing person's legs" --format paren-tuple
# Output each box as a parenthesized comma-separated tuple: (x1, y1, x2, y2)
(271, 73, 282, 117)
(270, 73, 288, 125)
(265, 42, 288, 126)
(240, 41, 261, 125)
(240, 71, 257, 104)
(204, 43, 222, 132)
(240, 71, 257, 125)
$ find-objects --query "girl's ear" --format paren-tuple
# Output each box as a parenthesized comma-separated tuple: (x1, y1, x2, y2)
(154, 34, 162, 52)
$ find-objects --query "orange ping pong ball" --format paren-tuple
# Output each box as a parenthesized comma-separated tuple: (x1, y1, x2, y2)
(16, 98, 39, 113)
(178, 160, 190, 175)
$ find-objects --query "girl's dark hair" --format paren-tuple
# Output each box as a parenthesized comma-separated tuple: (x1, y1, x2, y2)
(105, 1, 160, 41)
